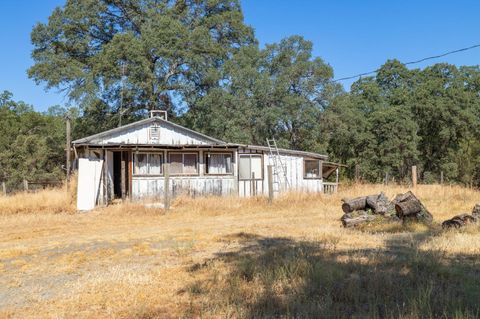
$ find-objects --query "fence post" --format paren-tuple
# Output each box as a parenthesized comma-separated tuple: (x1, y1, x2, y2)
(23, 179, 29, 191)
(412, 166, 417, 188)
(164, 163, 170, 211)
(440, 171, 444, 185)
(267, 165, 273, 203)
(355, 164, 360, 183)
(2, 181, 6, 196)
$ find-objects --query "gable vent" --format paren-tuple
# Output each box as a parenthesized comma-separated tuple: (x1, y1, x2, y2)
(150, 110, 167, 121)
(149, 124, 161, 143)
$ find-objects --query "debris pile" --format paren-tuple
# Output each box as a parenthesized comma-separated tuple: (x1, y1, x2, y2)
(341, 191, 432, 227)
(442, 204, 480, 229)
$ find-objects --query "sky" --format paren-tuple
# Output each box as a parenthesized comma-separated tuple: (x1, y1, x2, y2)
(0, 0, 479, 112)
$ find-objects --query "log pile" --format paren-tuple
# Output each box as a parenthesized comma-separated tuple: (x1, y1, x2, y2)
(341, 192, 396, 227)
(341, 191, 432, 227)
(442, 204, 480, 229)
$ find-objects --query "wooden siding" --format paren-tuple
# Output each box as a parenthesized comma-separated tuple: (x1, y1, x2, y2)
(78, 147, 331, 208)
(239, 152, 323, 197)
(87, 121, 214, 145)
(132, 176, 236, 199)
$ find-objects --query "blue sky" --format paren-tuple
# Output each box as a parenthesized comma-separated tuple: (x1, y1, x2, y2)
(0, 0, 478, 112)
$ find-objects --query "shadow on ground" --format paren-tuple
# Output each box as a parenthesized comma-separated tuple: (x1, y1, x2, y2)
(183, 230, 480, 318)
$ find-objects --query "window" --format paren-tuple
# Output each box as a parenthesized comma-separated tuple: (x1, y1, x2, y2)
(169, 153, 198, 175)
(304, 159, 321, 179)
(133, 153, 163, 175)
(239, 154, 262, 180)
(205, 153, 233, 174)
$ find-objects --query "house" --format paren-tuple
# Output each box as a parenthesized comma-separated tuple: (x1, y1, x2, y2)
(72, 111, 342, 210)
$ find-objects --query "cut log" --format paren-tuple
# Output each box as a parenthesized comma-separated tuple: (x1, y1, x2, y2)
(341, 213, 376, 228)
(442, 219, 464, 229)
(341, 196, 367, 213)
(453, 213, 477, 224)
(366, 192, 394, 215)
(395, 199, 422, 217)
(442, 213, 478, 229)
(394, 191, 433, 223)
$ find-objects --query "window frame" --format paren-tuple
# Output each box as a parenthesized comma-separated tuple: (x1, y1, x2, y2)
(167, 151, 200, 176)
(238, 154, 264, 181)
(204, 151, 234, 176)
(303, 159, 322, 180)
(132, 152, 164, 176)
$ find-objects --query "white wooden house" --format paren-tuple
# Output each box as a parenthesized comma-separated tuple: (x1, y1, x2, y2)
(72, 111, 342, 210)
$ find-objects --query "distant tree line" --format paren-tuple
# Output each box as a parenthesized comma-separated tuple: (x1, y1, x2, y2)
(2, 0, 478, 189)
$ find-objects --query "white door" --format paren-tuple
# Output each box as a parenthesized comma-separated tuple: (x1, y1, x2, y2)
(77, 158, 104, 211)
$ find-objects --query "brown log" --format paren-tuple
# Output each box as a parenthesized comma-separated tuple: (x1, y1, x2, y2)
(366, 192, 393, 215)
(394, 191, 433, 223)
(395, 199, 422, 217)
(442, 213, 478, 229)
(341, 214, 376, 228)
(451, 213, 477, 224)
(442, 219, 463, 229)
(341, 196, 367, 213)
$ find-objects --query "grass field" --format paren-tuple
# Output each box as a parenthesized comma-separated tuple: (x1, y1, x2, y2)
(0, 184, 479, 318)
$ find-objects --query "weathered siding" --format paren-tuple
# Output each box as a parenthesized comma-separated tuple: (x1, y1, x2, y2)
(88, 121, 214, 145)
(131, 176, 236, 199)
(239, 151, 323, 197)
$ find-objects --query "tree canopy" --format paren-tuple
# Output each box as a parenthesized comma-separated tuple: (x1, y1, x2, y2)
(17, 0, 480, 187)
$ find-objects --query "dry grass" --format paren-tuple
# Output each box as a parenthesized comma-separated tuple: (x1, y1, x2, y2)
(0, 184, 479, 318)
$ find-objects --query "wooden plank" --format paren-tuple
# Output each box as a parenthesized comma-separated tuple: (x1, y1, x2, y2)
(128, 151, 132, 198)
(121, 152, 126, 200)
(164, 163, 170, 210)
(267, 165, 273, 203)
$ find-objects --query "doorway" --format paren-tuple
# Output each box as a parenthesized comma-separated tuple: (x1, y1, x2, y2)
(113, 151, 130, 199)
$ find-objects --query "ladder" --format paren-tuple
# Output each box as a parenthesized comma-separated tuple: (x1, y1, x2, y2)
(266, 138, 290, 193)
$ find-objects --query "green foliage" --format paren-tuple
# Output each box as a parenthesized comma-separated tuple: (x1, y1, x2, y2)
(184, 36, 339, 152)
(29, 0, 255, 124)
(325, 61, 480, 186)
(26, 1, 480, 187)
(0, 91, 67, 190)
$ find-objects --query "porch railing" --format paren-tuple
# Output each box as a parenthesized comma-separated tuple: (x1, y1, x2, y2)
(323, 182, 338, 194)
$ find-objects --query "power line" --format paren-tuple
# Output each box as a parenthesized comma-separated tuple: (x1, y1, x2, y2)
(332, 43, 480, 82)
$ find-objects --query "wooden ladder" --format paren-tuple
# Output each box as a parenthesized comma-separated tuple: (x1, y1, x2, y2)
(266, 138, 290, 192)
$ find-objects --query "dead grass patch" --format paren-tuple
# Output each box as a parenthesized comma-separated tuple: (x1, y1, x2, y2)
(0, 184, 479, 318)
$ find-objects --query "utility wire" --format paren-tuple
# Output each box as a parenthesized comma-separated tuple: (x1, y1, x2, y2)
(332, 43, 480, 82)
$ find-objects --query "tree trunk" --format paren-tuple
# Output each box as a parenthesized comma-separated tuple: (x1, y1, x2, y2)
(341, 196, 367, 213)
